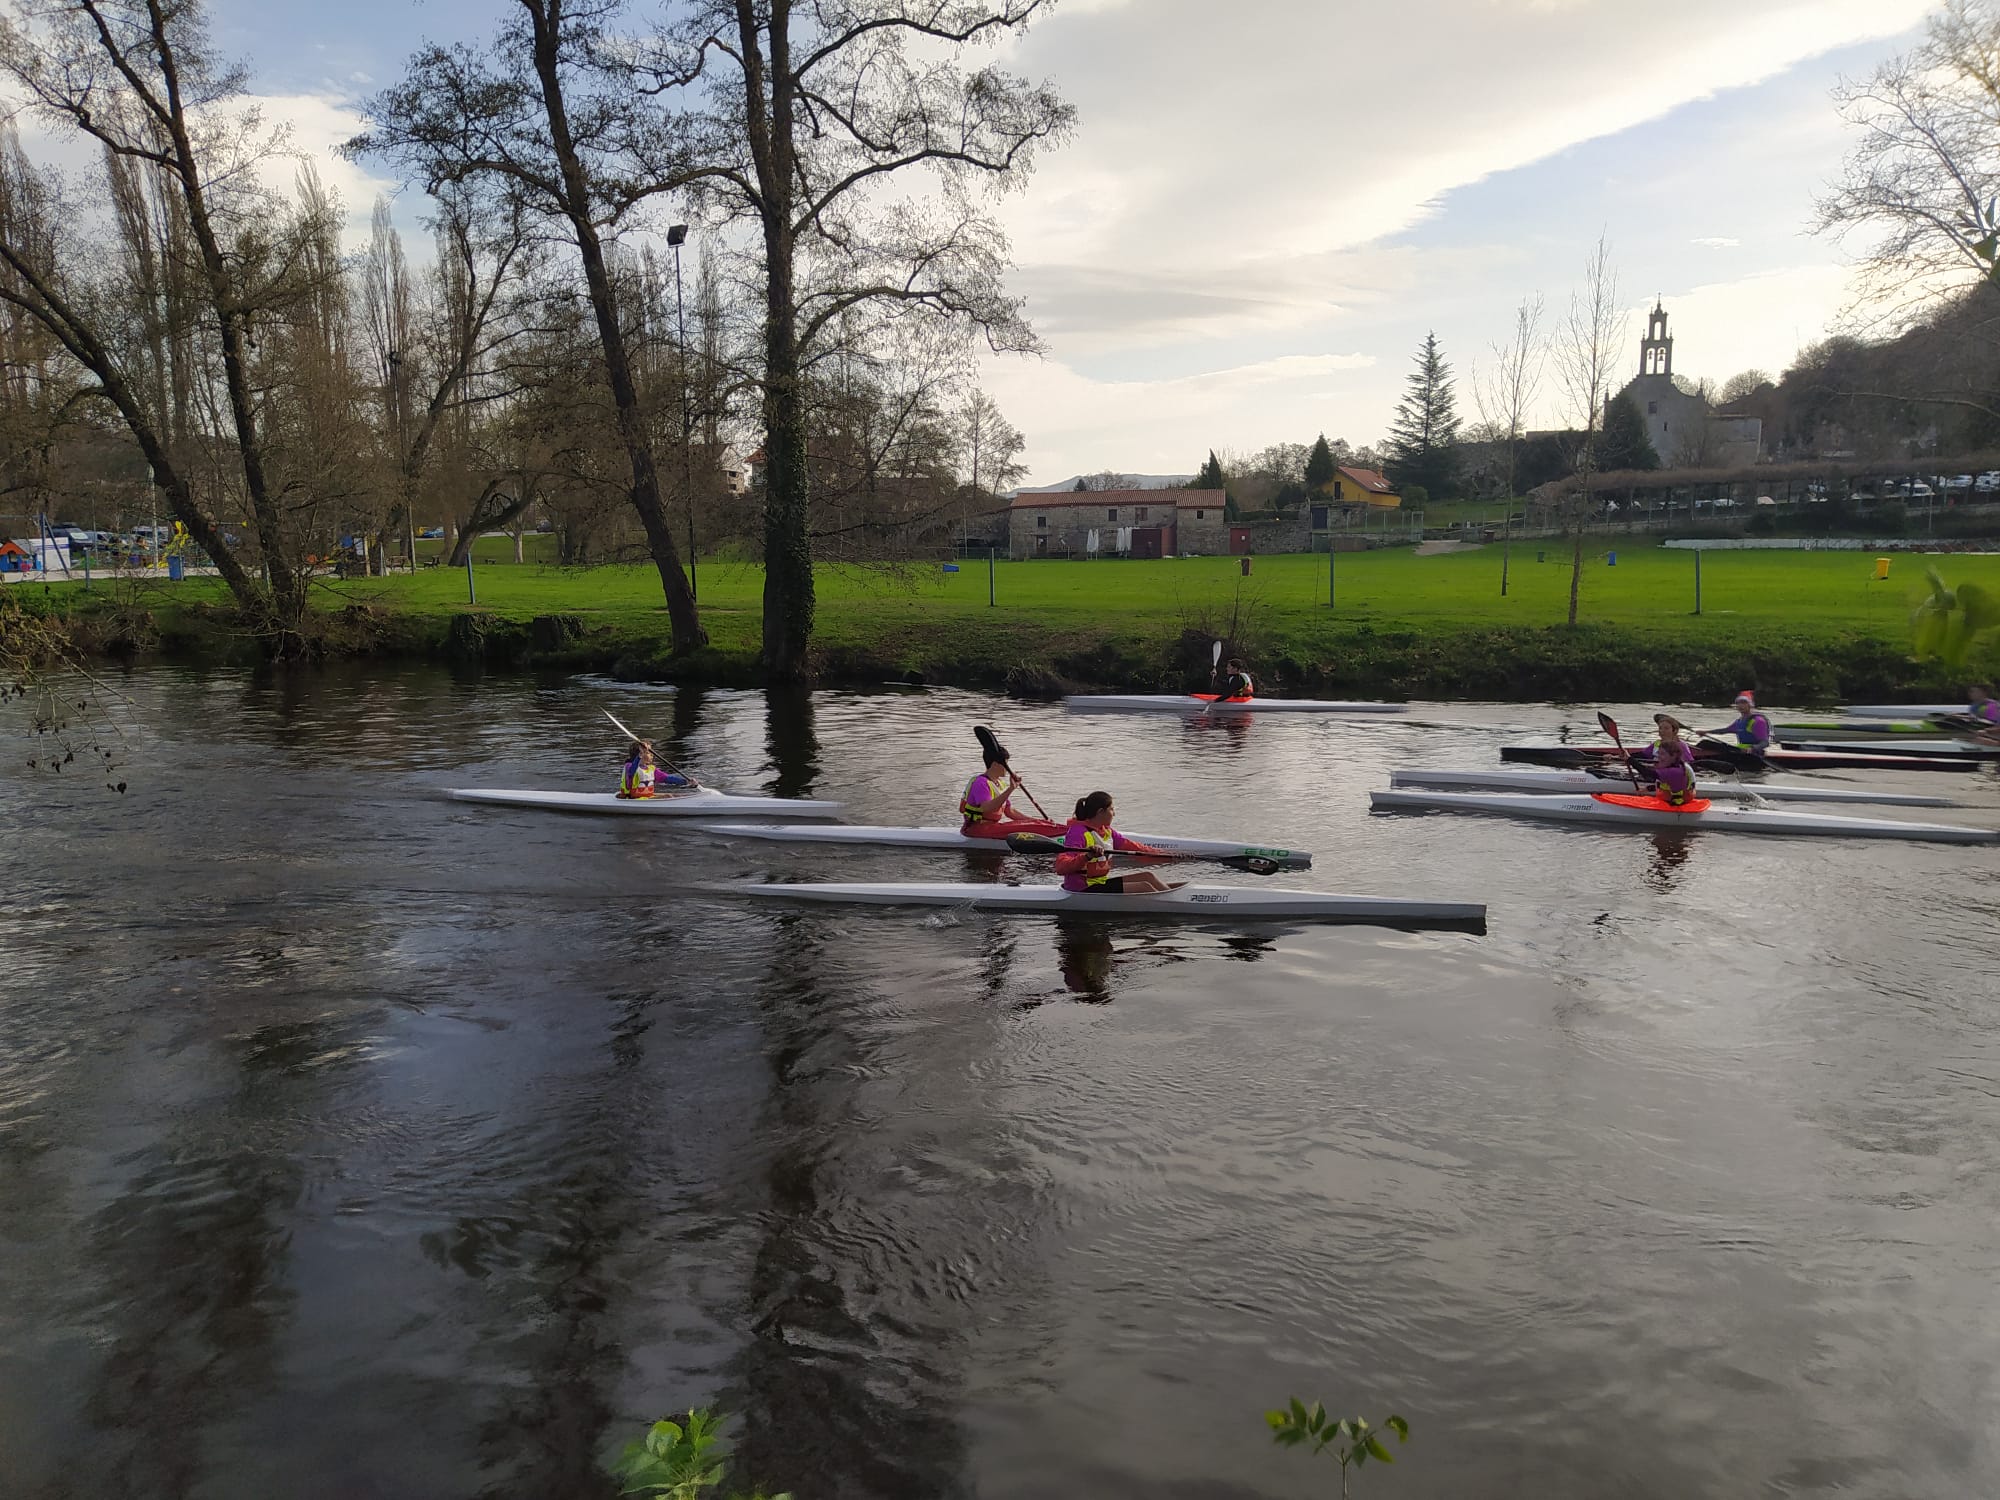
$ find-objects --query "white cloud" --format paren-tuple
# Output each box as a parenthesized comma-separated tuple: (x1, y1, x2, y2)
(1691, 237, 1742, 249)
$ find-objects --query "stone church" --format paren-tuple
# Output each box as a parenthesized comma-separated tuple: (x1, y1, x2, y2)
(1612, 302, 1762, 468)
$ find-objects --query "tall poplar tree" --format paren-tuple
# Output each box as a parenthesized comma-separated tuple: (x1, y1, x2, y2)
(1384, 332, 1463, 498)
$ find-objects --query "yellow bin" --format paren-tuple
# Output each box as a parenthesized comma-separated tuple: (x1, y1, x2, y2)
(1874, 557, 1891, 580)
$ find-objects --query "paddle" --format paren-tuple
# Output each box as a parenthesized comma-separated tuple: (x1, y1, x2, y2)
(603, 709, 700, 787)
(1595, 711, 1647, 792)
(1004, 831, 1283, 876)
(1200, 639, 1224, 716)
(973, 723, 1052, 821)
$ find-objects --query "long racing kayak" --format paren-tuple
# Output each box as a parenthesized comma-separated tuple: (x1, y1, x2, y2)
(1388, 768, 1960, 807)
(1500, 744, 1981, 773)
(1371, 789, 1999, 843)
(721, 880, 1483, 926)
(449, 787, 843, 817)
(1065, 694, 1406, 715)
(1838, 703, 1967, 719)
(1778, 737, 2000, 759)
(696, 822, 1310, 867)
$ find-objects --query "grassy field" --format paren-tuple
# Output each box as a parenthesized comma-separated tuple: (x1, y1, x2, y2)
(30, 542, 1999, 699)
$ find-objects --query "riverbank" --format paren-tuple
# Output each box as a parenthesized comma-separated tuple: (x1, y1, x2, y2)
(12, 547, 1995, 703)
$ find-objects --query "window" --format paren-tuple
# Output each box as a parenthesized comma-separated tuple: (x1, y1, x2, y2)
(1195, 509, 1205, 519)
(1334, 480, 1344, 500)
(1036, 514, 1046, 528)
(1647, 401, 1658, 415)
(1310, 505, 1328, 529)
(1106, 507, 1118, 521)
(1136, 506, 1149, 520)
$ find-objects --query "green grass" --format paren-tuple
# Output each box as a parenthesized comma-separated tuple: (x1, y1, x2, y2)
(29, 543, 1999, 700)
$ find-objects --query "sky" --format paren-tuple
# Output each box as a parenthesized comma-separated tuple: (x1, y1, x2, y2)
(195, 0, 1941, 486)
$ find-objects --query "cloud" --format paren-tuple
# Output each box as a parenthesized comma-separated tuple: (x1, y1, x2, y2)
(1691, 237, 1742, 249)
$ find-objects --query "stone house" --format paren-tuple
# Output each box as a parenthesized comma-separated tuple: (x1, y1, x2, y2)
(1007, 488, 1228, 558)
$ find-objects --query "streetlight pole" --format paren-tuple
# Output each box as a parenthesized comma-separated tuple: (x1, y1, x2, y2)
(667, 224, 696, 601)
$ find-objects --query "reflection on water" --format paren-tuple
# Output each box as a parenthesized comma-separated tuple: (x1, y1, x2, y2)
(4, 664, 2000, 1499)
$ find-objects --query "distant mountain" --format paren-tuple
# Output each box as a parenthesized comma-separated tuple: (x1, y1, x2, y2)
(1010, 473, 1194, 495)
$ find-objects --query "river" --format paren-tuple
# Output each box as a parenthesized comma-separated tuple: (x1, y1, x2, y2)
(3, 665, 1998, 1499)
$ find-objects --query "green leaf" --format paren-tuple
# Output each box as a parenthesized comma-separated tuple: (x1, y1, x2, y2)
(1386, 1414, 1411, 1441)
(1265, 1409, 1287, 1431)
(1289, 1397, 1310, 1426)
(1365, 1435, 1396, 1463)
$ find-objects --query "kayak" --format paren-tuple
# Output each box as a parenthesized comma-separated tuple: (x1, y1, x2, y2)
(1771, 719, 1939, 738)
(449, 787, 844, 817)
(1064, 694, 1406, 715)
(1838, 704, 1968, 719)
(1388, 767, 1961, 807)
(1499, 744, 1982, 774)
(1778, 737, 2000, 759)
(1371, 789, 2000, 843)
(696, 822, 1311, 867)
(721, 880, 1484, 926)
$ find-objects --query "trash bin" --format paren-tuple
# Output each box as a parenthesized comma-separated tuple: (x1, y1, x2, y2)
(1607, 551, 1617, 566)
(167, 555, 184, 582)
(1536, 550, 1545, 563)
(1240, 556, 1252, 577)
(1874, 557, 1891, 580)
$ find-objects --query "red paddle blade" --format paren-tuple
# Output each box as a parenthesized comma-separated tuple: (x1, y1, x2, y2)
(1596, 710, 1621, 739)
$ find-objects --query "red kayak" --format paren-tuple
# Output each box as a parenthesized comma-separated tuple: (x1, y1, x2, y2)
(1593, 792, 1712, 813)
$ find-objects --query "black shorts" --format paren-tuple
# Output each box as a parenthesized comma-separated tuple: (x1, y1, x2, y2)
(1093, 876, 1127, 894)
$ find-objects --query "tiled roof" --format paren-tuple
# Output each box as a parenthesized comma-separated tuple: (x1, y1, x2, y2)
(1009, 488, 1224, 509)
(1335, 466, 1396, 494)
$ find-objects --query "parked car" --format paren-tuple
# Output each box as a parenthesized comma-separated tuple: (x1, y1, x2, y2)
(1948, 474, 1974, 491)
(1712, 496, 1736, 509)
(420, 526, 445, 539)
(1909, 482, 1936, 499)
(1804, 483, 1829, 501)
(1755, 495, 1777, 507)
(1977, 471, 2000, 492)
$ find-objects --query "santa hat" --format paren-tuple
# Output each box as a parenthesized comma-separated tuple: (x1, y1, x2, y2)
(1733, 690, 1756, 706)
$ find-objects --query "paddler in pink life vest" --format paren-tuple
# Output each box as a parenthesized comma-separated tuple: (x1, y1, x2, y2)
(958, 741, 1062, 839)
(1969, 683, 2000, 743)
(1647, 714, 1699, 807)
(1056, 791, 1180, 894)
(1705, 691, 1772, 752)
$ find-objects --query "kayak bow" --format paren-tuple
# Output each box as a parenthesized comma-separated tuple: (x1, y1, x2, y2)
(695, 821, 1311, 867)
(1388, 767, 1961, 807)
(721, 880, 1484, 927)
(1065, 694, 1406, 715)
(1371, 789, 1999, 843)
(449, 787, 844, 817)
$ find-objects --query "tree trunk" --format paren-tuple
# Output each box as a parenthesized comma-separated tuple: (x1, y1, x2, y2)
(754, 0, 814, 682)
(1567, 521, 1583, 626)
(528, 0, 702, 654)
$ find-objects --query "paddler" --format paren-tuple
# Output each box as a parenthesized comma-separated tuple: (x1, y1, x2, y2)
(1056, 791, 1181, 894)
(618, 740, 690, 799)
(960, 738, 1061, 839)
(1705, 691, 1773, 752)
(1648, 714, 1699, 807)
(1217, 657, 1255, 702)
(1970, 683, 2000, 743)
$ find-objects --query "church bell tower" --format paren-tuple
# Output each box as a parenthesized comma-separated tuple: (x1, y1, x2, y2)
(1639, 300, 1673, 378)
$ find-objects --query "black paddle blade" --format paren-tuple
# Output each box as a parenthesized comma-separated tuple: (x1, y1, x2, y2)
(1003, 832, 1064, 855)
(1233, 856, 1281, 877)
(973, 723, 1007, 763)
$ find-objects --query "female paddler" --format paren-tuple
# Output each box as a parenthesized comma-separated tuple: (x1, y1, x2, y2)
(959, 732, 1062, 839)
(618, 740, 691, 799)
(1648, 714, 1699, 807)
(1056, 792, 1180, 895)
(1969, 683, 2000, 739)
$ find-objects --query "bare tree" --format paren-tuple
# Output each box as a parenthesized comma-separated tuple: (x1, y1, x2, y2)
(1816, 0, 2000, 322)
(959, 388, 1025, 499)
(664, 0, 1074, 679)
(1554, 237, 1623, 628)
(1473, 294, 1545, 597)
(0, 0, 322, 651)
(355, 0, 711, 653)
(1719, 369, 1773, 405)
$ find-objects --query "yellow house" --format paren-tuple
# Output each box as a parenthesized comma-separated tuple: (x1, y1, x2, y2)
(1328, 465, 1401, 507)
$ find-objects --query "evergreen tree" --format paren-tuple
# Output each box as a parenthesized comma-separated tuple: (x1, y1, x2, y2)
(1192, 450, 1225, 489)
(1599, 394, 1660, 471)
(1072, 476, 1089, 491)
(1304, 434, 1337, 490)
(1384, 332, 1463, 497)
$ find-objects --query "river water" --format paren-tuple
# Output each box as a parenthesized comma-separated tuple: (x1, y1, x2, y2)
(3, 665, 1998, 1500)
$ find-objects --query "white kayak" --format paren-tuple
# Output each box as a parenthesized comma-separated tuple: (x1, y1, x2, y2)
(721, 880, 1483, 925)
(1838, 704, 1967, 719)
(1388, 767, 1960, 808)
(1064, 694, 1406, 715)
(1370, 789, 1999, 844)
(449, 787, 843, 818)
(696, 822, 1311, 867)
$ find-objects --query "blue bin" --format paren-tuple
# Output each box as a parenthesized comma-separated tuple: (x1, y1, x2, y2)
(942, 563, 960, 573)
(167, 555, 184, 581)
(1607, 551, 1617, 566)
